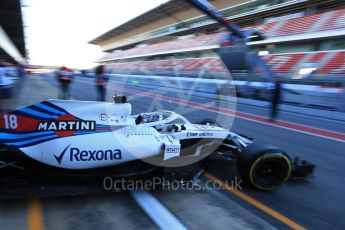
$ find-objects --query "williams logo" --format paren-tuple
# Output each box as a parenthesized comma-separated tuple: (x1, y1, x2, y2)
(54, 145, 122, 165)
(37, 120, 96, 131)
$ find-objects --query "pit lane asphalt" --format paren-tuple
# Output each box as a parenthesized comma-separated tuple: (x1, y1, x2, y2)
(0, 193, 158, 230)
(69, 75, 345, 229)
(15, 74, 345, 229)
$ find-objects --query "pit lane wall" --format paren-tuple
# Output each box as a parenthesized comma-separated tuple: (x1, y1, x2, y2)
(108, 73, 345, 112)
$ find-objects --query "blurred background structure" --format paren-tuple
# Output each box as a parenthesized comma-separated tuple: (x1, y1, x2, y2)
(0, 0, 27, 113)
(90, 0, 345, 111)
(0, 0, 26, 65)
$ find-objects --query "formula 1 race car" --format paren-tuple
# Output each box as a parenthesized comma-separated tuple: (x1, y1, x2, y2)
(0, 96, 314, 191)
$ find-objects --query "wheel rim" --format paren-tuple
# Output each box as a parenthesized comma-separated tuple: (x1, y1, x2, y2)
(251, 155, 291, 190)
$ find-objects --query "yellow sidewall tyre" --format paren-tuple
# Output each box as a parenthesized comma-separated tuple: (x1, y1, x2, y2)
(249, 153, 291, 191)
(237, 143, 292, 191)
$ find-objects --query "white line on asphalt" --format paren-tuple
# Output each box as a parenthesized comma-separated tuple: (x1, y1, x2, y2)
(130, 190, 188, 230)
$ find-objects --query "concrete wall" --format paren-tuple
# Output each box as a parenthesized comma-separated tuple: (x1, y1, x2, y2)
(108, 73, 343, 111)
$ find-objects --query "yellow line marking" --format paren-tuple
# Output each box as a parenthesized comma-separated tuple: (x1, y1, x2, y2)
(28, 199, 44, 230)
(204, 173, 306, 230)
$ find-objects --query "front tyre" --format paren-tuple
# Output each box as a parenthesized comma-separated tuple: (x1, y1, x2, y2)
(237, 143, 292, 191)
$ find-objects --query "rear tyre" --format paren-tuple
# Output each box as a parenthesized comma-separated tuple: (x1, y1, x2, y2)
(237, 143, 292, 191)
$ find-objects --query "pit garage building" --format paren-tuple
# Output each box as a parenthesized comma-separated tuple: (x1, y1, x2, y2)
(0, 0, 26, 65)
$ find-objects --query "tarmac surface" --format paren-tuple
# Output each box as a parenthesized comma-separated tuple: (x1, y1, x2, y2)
(1, 73, 344, 230)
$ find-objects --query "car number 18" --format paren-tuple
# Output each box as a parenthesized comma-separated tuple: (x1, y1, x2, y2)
(3, 114, 18, 129)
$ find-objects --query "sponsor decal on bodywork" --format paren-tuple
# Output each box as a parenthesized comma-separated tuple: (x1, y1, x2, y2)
(36, 113, 97, 138)
(37, 120, 96, 131)
(99, 113, 107, 121)
(99, 113, 123, 123)
(0, 101, 115, 148)
(187, 132, 214, 137)
(54, 145, 122, 165)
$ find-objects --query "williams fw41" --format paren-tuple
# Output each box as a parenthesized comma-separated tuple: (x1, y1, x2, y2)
(0, 96, 314, 191)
